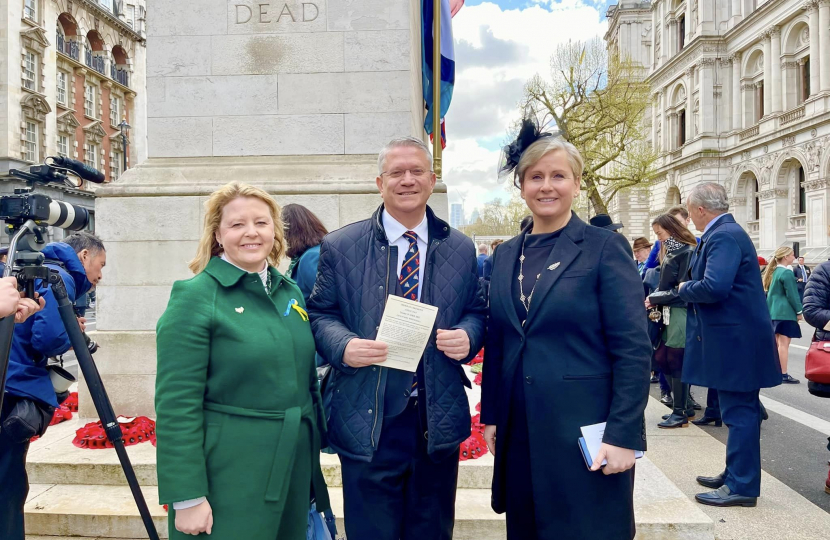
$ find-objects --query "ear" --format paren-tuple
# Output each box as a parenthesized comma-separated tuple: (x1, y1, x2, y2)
(574, 176, 581, 196)
(214, 230, 222, 247)
(78, 249, 89, 262)
(429, 172, 437, 193)
(376, 175, 384, 194)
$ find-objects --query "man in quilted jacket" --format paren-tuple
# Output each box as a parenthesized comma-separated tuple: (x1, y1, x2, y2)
(308, 136, 486, 540)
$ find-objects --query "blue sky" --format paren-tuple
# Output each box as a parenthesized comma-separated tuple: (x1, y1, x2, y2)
(443, 1, 615, 215)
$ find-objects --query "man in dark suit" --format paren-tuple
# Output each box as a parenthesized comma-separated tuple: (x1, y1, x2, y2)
(308, 137, 486, 540)
(794, 256, 811, 302)
(679, 183, 782, 508)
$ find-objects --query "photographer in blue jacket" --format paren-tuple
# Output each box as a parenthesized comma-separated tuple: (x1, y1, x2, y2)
(1, 231, 105, 540)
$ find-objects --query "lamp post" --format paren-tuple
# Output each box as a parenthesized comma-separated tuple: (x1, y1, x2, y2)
(118, 119, 130, 178)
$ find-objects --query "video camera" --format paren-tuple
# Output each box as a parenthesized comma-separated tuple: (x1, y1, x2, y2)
(1, 155, 104, 235)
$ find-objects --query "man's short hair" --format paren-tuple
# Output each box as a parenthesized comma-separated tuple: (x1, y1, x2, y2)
(668, 205, 689, 220)
(377, 136, 433, 176)
(64, 231, 105, 255)
(478, 244, 488, 254)
(687, 183, 729, 213)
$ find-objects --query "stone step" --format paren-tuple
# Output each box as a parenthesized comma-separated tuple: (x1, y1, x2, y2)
(25, 456, 713, 540)
(26, 417, 494, 489)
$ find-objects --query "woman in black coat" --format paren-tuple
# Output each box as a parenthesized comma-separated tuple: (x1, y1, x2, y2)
(481, 120, 651, 540)
(799, 261, 830, 494)
(646, 214, 696, 429)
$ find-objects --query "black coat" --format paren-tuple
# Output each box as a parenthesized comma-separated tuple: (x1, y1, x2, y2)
(481, 214, 651, 540)
(308, 205, 487, 461)
(647, 244, 693, 308)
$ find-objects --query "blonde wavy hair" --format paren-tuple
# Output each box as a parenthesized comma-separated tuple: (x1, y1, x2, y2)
(188, 182, 286, 274)
(762, 246, 794, 293)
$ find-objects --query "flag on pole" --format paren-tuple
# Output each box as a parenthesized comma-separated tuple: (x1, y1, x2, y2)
(429, 119, 447, 150)
(422, 0, 455, 140)
(450, 0, 465, 17)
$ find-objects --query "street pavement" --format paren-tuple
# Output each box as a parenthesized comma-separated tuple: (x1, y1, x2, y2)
(650, 320, 830, 513)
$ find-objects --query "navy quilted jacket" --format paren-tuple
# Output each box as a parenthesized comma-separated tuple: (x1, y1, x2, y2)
(308, 204, 486, 461)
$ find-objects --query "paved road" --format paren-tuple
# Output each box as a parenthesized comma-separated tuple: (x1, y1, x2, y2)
(650, 320, 830, 513)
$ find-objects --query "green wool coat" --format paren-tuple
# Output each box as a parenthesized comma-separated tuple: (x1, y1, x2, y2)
(155, 257, 329, 540)
(766, 266, 803, 321)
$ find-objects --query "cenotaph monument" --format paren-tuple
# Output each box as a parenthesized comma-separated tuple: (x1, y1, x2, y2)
(81, 0, 446, 417)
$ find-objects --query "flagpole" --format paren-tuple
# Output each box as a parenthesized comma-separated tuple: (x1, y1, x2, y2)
(432, 0, 442, 181)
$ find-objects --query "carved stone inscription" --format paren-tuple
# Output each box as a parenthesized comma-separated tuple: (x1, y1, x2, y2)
(229, 1, 326, 34)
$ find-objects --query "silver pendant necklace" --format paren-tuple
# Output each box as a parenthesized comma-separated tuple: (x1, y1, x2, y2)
(518, 238, 542, 313)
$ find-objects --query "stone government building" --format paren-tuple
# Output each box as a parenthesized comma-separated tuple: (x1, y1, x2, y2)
(606, 0, 830, 261)
(0, 0, 146, 241)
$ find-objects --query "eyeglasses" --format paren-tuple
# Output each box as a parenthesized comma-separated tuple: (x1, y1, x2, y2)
(381, 168, 432, 180)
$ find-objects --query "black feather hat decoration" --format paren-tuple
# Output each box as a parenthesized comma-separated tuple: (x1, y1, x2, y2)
(498, 117, 559, 186)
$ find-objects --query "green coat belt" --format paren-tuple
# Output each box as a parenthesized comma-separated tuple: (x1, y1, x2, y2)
(767, 266, 803, 321)
(155, 257, 329, 538)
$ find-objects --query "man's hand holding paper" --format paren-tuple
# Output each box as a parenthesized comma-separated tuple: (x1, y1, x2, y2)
(343, 338, 389, 368)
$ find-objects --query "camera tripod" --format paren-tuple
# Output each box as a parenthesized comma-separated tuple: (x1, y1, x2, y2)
(0, 220, 160, 540)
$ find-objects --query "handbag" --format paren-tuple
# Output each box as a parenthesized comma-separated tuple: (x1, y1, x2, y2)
(805, 338, 830, 384)
(307, 502, 338, 540)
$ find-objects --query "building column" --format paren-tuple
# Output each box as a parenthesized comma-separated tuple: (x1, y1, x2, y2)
(819, 0, 830, 92)
(686, 0, 693, 42)
(762, 31, 772, 116)
(661, 90, 668, 151)
(686, 67, 694, 142)
(651, 2, 658, 68)
(809, 1, 821, 97)
(700, 59, 715, 133)
(770, 26, 782, 113)
(652, 93, 659, 152)
(732, 52, 742, 130)
(731, 0, 742, 27)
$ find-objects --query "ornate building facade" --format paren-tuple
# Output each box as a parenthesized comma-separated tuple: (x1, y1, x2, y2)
(606, 0, 830, 261)
(0, 0, 146, 238)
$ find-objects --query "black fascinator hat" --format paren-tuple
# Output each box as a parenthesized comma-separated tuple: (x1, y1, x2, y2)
(499, 117, 560, 188)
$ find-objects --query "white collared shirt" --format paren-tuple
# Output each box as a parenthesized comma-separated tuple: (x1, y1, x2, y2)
(382, 209, 429, 302)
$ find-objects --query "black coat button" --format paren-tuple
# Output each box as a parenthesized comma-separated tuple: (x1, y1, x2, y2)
(525, 376, 533, 385)
(697, 336, 701, 341)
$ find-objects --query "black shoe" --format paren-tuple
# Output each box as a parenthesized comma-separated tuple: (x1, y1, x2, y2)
(695, 485, 757, 507)
(692, 416, 723, 427)
(689, 393, 702, 410)
(658, 412, 689, 429)
(762, 407, 769, 421)
(660, 391, 673, 407)
(650, 374, 659, 383)
(662, 409, 695, 420)
(697, 472, 726, 489)
(782, 374, 801, 384)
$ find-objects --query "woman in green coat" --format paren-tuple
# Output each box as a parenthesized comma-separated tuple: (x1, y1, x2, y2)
(155, 182, 330, 539)
(763, 246, 803, 384)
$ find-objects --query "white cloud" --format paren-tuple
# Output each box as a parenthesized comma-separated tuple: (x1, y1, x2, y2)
(443, 1, 607, 216)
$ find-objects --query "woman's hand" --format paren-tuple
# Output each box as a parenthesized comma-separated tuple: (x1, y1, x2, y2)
(798, 314, 804, 322)
(484, 425, 497, 456)
(175, 500, 213, 535)
(590, 443, 636, 475)
(644, 298, 652, 309)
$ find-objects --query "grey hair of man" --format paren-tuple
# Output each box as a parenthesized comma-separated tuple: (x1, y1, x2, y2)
(687, 182, 730, 214)
(64, 231, 105, 255)
(377, 136, 434, 176)
(478, 244, 488, 254)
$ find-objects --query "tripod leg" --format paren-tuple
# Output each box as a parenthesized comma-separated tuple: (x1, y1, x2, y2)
(48, 273, 160, 540)
(0, 316, 16, 416)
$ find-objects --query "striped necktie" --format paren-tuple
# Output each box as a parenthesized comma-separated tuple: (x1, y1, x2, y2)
(400, 231, 420, 393)
(400, 231, 420, 301)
